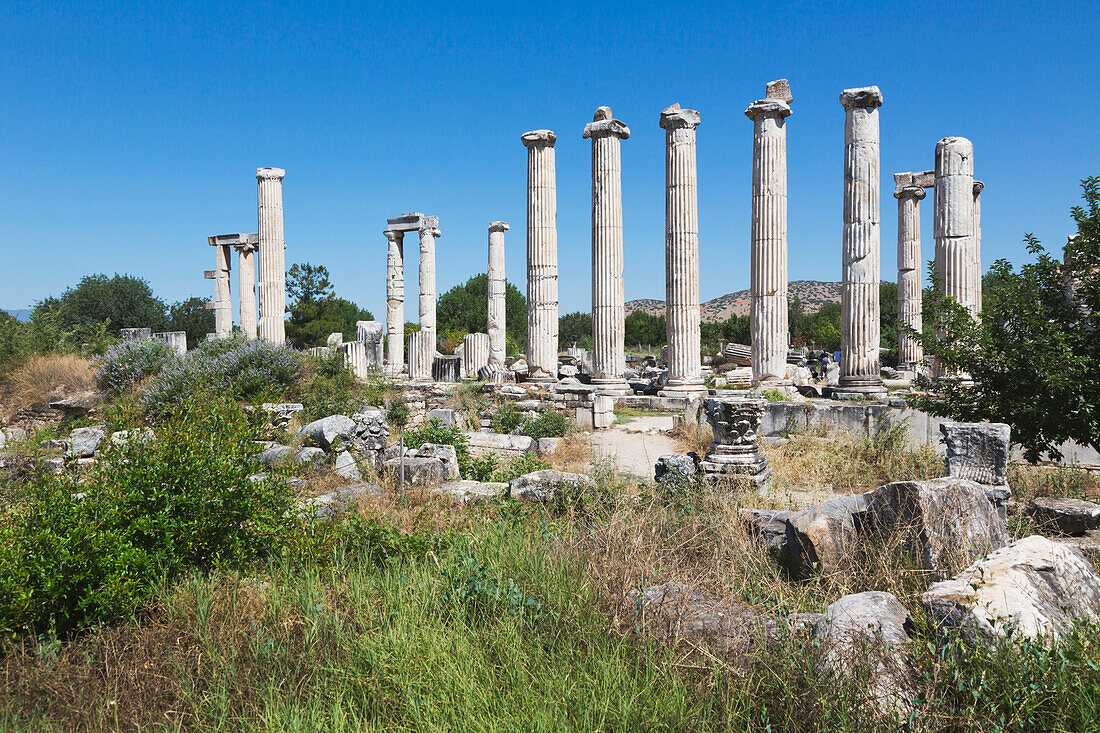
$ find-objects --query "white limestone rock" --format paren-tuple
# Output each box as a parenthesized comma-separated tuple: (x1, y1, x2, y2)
(507, 470, 596, 502)
(297, 414, 356, 451)
(1026, 497, 1100, 536)
(295, 447, 328, 473)
(67, 425, 107, 458)
(432, 480, 506, 504)
(334, 450, 361, 480)
(415, 443, 460, 480)
(922, 535, 1100, 645)
(384, 456, 446, 486)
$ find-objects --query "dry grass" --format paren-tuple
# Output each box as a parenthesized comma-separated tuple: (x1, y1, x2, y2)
(673, 420, 712, 456)
(546, 432, 593, 473)
(3, 354, 95, 415)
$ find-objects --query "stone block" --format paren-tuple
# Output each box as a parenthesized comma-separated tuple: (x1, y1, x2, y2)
(940, 421, 1010, 485)
(415, 443, 460, 480)
(427, 408, 463, 428)
(153, 331, 187, 355)
(739, 508, 792, 552)
(432, 355, 461, 382)
(297, 414, 356, 451)
(1026, 497, 1100, 536)
(384, 456, 446, 486)
(334, 450, 362, 480)
(464, 431, 535, 458)
(432, 480, 506, 504)
(507, 470, 597, 502)
(121, 328, 152, 340)
(301, 482, 383, 520)
(295, 447, 328, 472)
(67, 425, 107, 458)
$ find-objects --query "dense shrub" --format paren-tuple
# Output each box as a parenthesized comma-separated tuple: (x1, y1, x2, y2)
(492, 402, 525, 434)
(521, 411, 570, 439)
(289, 350, 382, 420)
(93, 338, 179, 394)
(401, 419, 478, 478)
(0, 394, 295, 636)
(142, 337, 301, 415)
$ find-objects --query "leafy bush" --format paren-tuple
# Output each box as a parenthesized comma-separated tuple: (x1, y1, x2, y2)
(492, 402, 525, 434)
(291, 350, 363, 420)
(142, 337, 301, 416)
(761, 388, 790, 402)
(401, 419, 478, 478)
(443, 552, 557, 628)
(0, 394, 295, 636)
(387, 400, 410, 429)
(492, 453, 551, 483)
(521, 411, 570, 439)
(464, 453, 499, 482)
(93, 337, 179, 394)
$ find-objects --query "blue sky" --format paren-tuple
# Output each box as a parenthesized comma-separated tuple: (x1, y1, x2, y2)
(1, 0, 1097, 320)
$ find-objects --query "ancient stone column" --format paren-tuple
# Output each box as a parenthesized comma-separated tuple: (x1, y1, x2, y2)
(746, 80, 793, 385)
(462, 333, 489, 379)
(659, 103, 706, 397)
(235, 236, 258, 339)
(418, 217, 441, 352)
(522, 130, 559, 381)
(206, 238, 232, 338)
(699, 397, 771, 486)
(356, 320, 384, 367)
(583, 107, 630, 395)
(487, 221, 509, 368)
(385, 230, 405, 375)
(837, 87, 886, 396)
(973, 181, 984, 314)
(256, 167, 287, 344)
(407, 330, 432, 382)
(895, 179, 926, 366)
(934, 137, 977, 316)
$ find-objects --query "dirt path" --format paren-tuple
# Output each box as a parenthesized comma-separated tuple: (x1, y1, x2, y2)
(586, 415, 680, 480)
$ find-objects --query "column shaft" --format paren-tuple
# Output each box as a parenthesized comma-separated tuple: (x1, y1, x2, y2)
(385, 231, 405, 374)
(973, 182, 983, 314)
(660, 104, 705, 395)
(213, 243, 232, 337)
(257, 167, 286, 344)
(933, 138, 976, 316)
(487, 221, 509, 368)
(838, 88, 885, 395)
(584, 107, 630, 394)
(895, 185, 925, 365)
(418, 219, 440, 352)
(238, 247, 257, 339)
(523, 130, 559, 380)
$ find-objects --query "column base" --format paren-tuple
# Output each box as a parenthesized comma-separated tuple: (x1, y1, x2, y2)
(591, 377, 629, 396)
(659, 382, 708, 398)
(831, 377, 887, 399)
(700, 445, 772, 488)
(526, 375, 558, 385)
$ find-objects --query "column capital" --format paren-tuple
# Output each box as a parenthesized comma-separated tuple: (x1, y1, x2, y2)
(839, 86, 883, 110)
(894, 184, 927, 200)
(583, 106, 630, 139)
(660, 103, 700, 130)
(384, 229, 403, 243)
(521, 129, 557, 147)
(973, 180, 984, 195)
(256, 167, 286, 181)
(420, 216, 441, 238)
(488, 221, 510, 232)
(745, 98, 791, 121)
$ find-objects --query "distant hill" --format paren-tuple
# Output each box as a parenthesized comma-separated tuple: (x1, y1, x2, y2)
(626, 281, 841, 323)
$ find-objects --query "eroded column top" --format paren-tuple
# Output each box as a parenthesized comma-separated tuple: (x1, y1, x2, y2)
(839, 86, 883, 110)
(660, 103, 700, 129)
(419, 215, 441, 238)
(974, 181, 984, 195)
(256, 167, 286, 180)
(935, 137, 974, 175)
(745, 98, 791, 121)
(488, 221, 510, 232)
(893, 182, 927, 200)
(384, 229, 403, 243)
(583, 106, 630, 139)
(522, 129, 557, 147)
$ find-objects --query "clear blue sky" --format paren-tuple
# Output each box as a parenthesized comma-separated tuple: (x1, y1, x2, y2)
(2, 0, 1097, 320)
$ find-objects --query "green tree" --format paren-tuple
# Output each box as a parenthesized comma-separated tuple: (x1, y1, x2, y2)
(879, 280, 899, 362)
(168, 297, 215, 347)
(285, 263, 373, 349)
(436, 274, 527, 353)
(911, 177, 1100, 461)
(624, 310, 666, 348)
(33, 273, 168, 335)
(558, 311, 592, 350)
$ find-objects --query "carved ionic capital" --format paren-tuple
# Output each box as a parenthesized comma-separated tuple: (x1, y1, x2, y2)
(660, 103, 701, 130)
(745, 98, 792, 121)
(894, 184, 927, 200)
(583, 106, 630, 139)
(256, 167, 286, 181)
(839, 86, 883, 110)
(384, 229, 403, 243)
(521, 129, 557, 148)
(488, 221, 510, 232)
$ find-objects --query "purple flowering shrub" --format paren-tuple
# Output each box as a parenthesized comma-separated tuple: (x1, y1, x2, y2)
(142, 337, 301, 415)
(94, 338, 180, 394)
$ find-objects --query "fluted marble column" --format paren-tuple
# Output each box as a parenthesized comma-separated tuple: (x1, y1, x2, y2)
(659, 103, 706, 397)
(385, 230, 405, 375)
(209, 240, 232, 337)
(584, 106, 630, 395)
(462, 332, 489, 379)
(418, 217, 441, 353)
(746, 82, 793, 385)
(235, 238, 258, 339)
(487, 221, 509, 368)
(522, 130, 559, 381)
(837, 87, 886, 396)
(934, 137, 977, 316)
(895, 182, 926, 366)
(256, 167, 286, 344)
(973, 181, 983, 314)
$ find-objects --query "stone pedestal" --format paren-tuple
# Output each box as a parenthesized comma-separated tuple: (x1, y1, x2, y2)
(894, 180, 926, 367)
(583, 107, 630, 396)
(121, 328, 151, 340)
(659, 103, 707, 397)
(487, 221, 510, 368)
(256, 167, 286, 344)
(154, 331, 187, 355)
(356, 320, 384, 367)
(522, 130, 559, 381)
(463, 333, 490, 379)
(699, 397, 771, 486)
(407, 330, 432, 382)
(836, 88, 886, 397)
(385, 230, 405, 376)
(419, 218, 441, 350)
(746, 83, 793, 385)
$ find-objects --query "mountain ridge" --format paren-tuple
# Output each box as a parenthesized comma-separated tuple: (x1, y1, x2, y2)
(626, 280, 841, 323)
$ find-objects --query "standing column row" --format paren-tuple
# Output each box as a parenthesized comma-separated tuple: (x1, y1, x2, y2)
(837, 87, 886, 396)
(584, 106, 630, 395)
(487, 221, 510, 368)
(746, 80, 793, 385)
(257, 167, 287, 344)
(385, 230, 404, 374)
(523, 130, 560, 381)
(659, 103, 705, 396)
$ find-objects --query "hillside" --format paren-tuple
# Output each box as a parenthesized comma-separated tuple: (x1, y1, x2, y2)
(626, 280, 841, 323)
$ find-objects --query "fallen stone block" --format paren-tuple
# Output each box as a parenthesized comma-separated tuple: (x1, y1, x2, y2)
(785, 494, 868, 579)
(1026, 497, 1100, 536)
(67, 425, 107, 458)
(739, 508, 792, 552)
(816, 592, 919, 721)
(464, 431, 535, 458)
(302, 482, 383, 520)
(940, 421, 1012, 515)
(432, 480, 506, 504)
(537, 437, 562, 455)
(257, 444, 295, 465)
(427, 408, 463, 428)
(295, 447, 328, 473)
(922, 535, 1100, 645)
(297, 414, 356, 450)
(415, 443, 460, 480)
(334, 450, 361, 480)
(507, 470, 596, 502)
(384, 456, 446, 486)
(654, 452, 700, 482)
